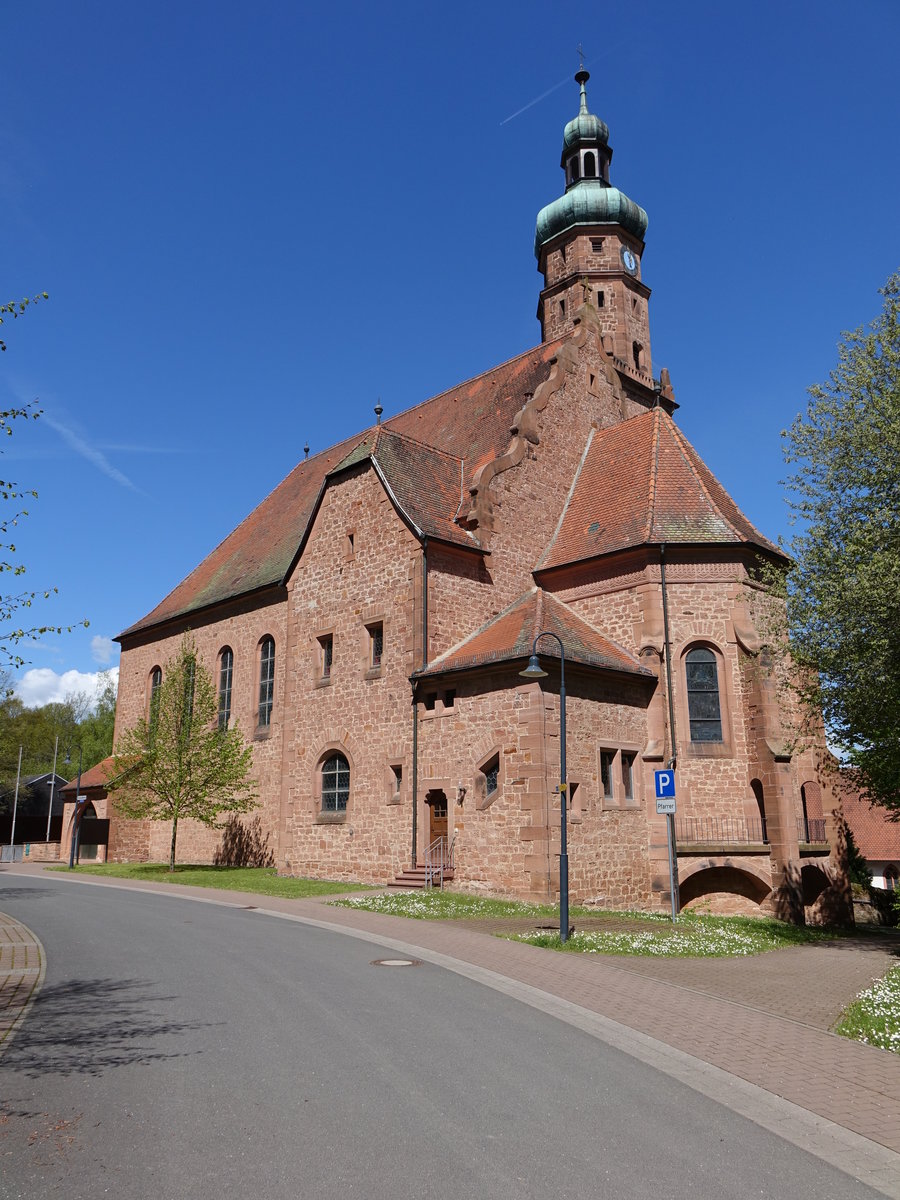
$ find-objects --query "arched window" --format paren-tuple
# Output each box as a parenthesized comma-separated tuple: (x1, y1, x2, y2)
(569, 156, 579, 182)
(218, 647, 234, 730)
(583, 151, 596, 178)
(258, 637, 275, 727)
(685, 647, 722, 742)
(148, 666, 162, 725)
(321, 753, 350, 812)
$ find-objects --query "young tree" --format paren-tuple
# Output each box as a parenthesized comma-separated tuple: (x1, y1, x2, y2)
(109, 637, 257, 869)
(783, 272, 900, 811)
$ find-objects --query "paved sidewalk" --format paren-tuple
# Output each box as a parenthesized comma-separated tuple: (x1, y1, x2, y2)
(3, 864, 900, 1194)
(0, 909, 44, 1048)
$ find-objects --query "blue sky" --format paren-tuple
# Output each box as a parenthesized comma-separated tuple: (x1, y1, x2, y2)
(3, 0, 899, 706)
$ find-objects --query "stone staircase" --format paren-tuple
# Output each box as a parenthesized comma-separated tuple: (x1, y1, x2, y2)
(388, 863, 455, 890)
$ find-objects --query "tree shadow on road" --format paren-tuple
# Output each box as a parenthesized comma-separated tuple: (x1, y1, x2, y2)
(3, 975, 216, 1077)
(0, 887, 59, 901)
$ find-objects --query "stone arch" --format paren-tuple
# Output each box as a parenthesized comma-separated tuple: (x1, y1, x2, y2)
(678, 861, 772, 914)
(800, 862, 829, 907)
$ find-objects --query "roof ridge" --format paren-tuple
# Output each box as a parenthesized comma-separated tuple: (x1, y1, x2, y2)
(424, 589, 537, 671)
(383, 337, 566, 426)
(660, 414, 746, 542)
(534, 429, 595, 572)
(647, 406, 661, 543)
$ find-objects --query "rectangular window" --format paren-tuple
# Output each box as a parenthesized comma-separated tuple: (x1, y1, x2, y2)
(600, 751, 615, 801)
(392, 764, 402, 794)
(597, 290, 605, 307)
(368, 622, 384, 669)
(484, 755, 499, 796)
(423, 692, 437, 711)
(443, 688, 456, 708)
(621, 752, 636, 802)
(319, 634, 333, 680)
(591, 237, 604, 253)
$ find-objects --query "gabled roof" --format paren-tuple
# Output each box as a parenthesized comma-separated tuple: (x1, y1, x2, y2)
(841, 782, 900, 861)
(537, 407, 781, 572)
(328, 427, 475, 549)
(414, 587, 651, 680)
(120, 338, 563, 638)
(60, 755, 117, 795)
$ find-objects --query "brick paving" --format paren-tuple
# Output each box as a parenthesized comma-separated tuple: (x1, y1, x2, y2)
(0, 909, 43, 1048)
(3, 866, 900, 1189)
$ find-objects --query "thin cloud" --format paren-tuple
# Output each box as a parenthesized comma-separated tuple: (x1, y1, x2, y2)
(91, 635, 116, 665)
(41, 413, 143, 493)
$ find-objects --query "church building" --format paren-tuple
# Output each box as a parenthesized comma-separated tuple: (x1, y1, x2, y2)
(114, 71, 848, 921)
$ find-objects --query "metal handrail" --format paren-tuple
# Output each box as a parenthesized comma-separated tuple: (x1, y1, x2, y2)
(799, 818, 827, 844)
(675, 816, 768, 845)
(674, 815, 829, 847)
(424, 835, 456, 890)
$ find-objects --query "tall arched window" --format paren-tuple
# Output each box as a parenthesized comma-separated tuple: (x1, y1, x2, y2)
(218, 647, 233, 730)
(148, 666, 162, 726)
(583, 151, 596, 177)
(258, 637, 275, 727)
(685, 647, 722, 742)
(321, 753, 350, 812)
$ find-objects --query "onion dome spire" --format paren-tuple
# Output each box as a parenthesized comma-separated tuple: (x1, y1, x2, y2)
(534, 69, 648, 257)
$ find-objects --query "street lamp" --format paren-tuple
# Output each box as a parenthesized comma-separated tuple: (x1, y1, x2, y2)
(65, 746, 84, 869)
(520, 632, 570, 943)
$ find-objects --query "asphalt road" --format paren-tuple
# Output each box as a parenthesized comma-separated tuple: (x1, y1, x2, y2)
(0, 875, 883, 1200)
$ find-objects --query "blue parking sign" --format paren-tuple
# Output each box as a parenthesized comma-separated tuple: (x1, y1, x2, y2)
(655, 770, 676, 799)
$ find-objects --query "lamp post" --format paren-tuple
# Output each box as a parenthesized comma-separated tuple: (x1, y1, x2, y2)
(520, 632, 569, 943)
(65, 746, 84, 869)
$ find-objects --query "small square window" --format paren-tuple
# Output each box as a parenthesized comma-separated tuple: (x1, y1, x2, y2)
(600, 751, 615, 801)
(443, 688, 456, 708)
(622, 752, 636, 802)
(318, 635, 334, 680)
(367, 622, 384, 669)
(591, 237, 604, 253)
(423, 692, 437, 711)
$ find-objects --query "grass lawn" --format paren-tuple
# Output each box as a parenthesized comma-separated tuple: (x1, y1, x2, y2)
(835, 965, 900, 1054)
(333, 891, 834, 957)
(49, 863, 372, 899)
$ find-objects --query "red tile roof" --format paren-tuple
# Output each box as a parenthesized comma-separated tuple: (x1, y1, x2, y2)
(120, 339, 563, 637)
(415, 588, 652, 679)
(329, 427, 476, 549)
(537, 408, 781, 571)
(841, 782, 900, 861)
(60, 755, 117, 795)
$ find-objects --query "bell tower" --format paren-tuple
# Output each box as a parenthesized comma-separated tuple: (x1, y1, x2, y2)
(534, 70, 653, 383)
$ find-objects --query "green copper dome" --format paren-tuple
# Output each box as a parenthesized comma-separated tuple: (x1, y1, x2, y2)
(535, 180, 648, 255)
(534, 68, 648, 257)
(562, 110, 609, 150)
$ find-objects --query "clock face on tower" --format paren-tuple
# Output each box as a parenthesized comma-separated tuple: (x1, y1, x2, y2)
(621, 247, 638, 276)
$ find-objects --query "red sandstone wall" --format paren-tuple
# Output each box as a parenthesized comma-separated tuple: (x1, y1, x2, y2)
(279, 465, 420, 884)
(115, 593, 287, 864)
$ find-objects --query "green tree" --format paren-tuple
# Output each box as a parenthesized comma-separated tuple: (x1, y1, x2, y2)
(783, 271, 900, 811)
(1, 292, 86, 667)
(109, 637, 257, 870)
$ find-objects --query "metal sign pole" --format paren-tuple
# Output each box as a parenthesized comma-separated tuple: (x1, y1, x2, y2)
(666, 811, 679, 922)
(9, 745, 23, 848)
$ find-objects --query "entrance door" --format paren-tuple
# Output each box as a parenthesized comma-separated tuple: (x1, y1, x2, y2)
(426, 790, 448, 844)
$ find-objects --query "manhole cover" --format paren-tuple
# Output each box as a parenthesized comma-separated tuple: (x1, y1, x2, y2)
(371, 958, 420, 967)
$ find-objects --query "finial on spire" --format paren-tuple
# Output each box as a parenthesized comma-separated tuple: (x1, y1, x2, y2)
(575, 46, 590, 115)
(374, 399, 383, 425)
(304, 442, 310, 461)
